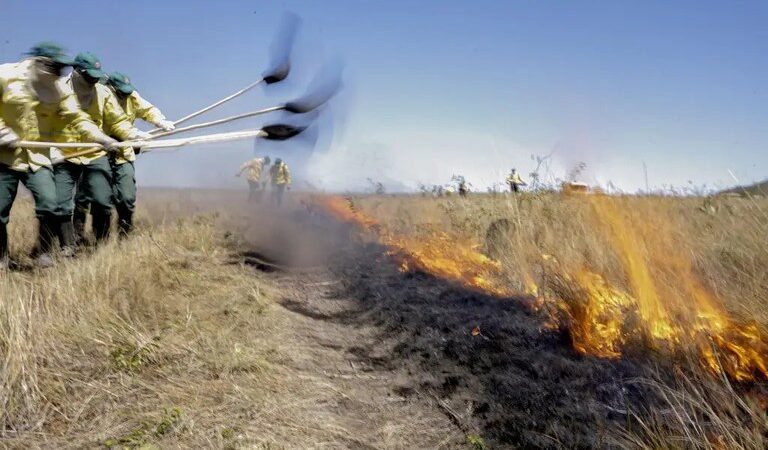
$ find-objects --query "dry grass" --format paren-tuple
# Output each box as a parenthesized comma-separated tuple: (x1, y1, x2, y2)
(353, 193, 767, 322)
(615, 371, 767, 450)
(0, 190, 462, 450)
(2, 187, 767, 448)
(0, 193, 279, 448)
(351, 191, 768, 448)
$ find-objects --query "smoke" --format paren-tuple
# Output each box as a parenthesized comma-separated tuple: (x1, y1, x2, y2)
(304, 128, 549, 192)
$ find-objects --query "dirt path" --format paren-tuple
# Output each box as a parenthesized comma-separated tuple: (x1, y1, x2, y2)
(247, 261, 467, 449)
(230, 198, 650, 449)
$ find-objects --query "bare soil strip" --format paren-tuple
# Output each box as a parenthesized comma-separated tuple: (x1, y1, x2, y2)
(251, 260, 466, 449)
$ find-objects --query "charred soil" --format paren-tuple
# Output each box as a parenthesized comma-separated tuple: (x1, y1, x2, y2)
(241, 202, 665, 449)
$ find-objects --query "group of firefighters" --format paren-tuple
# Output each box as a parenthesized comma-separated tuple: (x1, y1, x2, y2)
(0, 41, 534, 269)
(0, 42, 174, 269)
(236, 155, 291, 205)
(452, 169, 527, 196)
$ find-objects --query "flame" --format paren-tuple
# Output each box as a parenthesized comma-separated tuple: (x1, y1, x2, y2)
(576, 196, 768, 380)
(317, 195, 768, 382)
(318, 196, 512, 296)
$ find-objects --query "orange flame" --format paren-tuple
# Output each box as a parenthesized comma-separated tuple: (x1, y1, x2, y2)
(577, 196, 768, 381)
(317, 195, 768, 382)
(317, 196, 512, 296)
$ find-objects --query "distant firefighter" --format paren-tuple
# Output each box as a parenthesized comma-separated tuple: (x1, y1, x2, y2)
(237, 156, 271, 202)
(506, 168, 527, 193)
(269, 158, 291, 206)
(457, 176, 469, 197)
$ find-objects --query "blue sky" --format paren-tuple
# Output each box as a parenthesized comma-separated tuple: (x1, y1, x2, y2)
(3, 0, 767, 191)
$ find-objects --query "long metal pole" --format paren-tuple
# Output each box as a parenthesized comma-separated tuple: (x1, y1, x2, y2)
(151, 105, 284, 139)
(16, 129, 268, 163)
(149, 78, 266, 134)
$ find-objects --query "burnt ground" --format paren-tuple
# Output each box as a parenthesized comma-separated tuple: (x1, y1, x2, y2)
(327, 245, 652, 449)
(234, 202, 663, 449)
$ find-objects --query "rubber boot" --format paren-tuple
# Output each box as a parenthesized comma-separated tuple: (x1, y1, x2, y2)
(91, 211, 111, 243)
(33, 216, 56, 268)
(73, 207, 87, 246)
(117, 209, 133, 238)
(0, 222, 8, 271)
(57, 216, 76, 257)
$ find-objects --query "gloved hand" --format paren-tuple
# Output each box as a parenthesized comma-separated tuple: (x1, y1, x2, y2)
(0, 127, 20, 147)
(130, 130, 153, 141)
(49, 147, 64, 165)
(157, 120, 175, 132)
(96, 136, 120, 154)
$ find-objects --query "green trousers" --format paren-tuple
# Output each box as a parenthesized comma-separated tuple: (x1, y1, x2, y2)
(0, 164, 57, 224)
(0, 164, 58, 257)
(55, 156, 113, 241)
(111, 161, 136, 234)
(111, 161, 136, 215)
(54, 156, 113, 217)
(74, 160, 136, 235)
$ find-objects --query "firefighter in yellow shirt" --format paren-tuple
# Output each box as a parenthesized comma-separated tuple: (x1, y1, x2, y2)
(0, 43, 118, 268)
(269, 158, 291, 206)
(55, 53, 150, 249)
(506, 168, 526, 193)
(237, 156, 270, 202)
(87, 71, 173, 236)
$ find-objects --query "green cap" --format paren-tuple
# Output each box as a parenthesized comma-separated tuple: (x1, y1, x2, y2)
(73, 52, 106, 81)
(27, 42, 74, 65)
(107, 71, 135, 95)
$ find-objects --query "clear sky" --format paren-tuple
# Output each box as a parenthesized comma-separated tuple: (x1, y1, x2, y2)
(3, 0, 767, 192)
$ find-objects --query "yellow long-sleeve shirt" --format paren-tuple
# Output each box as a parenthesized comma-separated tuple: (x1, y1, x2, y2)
(0, 59, 104, 172)
(506, 172, 525, 185)
(112, 90, 167, 164)
(238, 158, 265, 182)
(269, 162, 291, 185)
(60, 74, 136, 165)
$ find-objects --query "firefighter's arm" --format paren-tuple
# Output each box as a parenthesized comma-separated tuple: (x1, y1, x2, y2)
(284, 166, 292, 185)
(58, 89, 115, 146)
(132, 91, 172, 130)
(104, 92, 148, 141)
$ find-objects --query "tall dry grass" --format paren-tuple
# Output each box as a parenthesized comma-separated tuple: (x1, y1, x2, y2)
(353, 191, 768, 448)
(0, 194, 275, 448)
(355, 193, 767, 323)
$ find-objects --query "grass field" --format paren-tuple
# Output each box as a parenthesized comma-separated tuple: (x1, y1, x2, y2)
(347, 191, 768, 448)
(0, 190, 284, 448)
(1, 188, 767, 448)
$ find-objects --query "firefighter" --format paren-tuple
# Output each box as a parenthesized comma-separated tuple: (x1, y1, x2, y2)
(457, 176, 469, 197)
(236, 156, 270, 202)
(0, 43, 119, 268)
(269, 158, 291, 206)
(506, 168, 526, 193)
(54, 52, 150, 250)
(92, 71, 174, 236)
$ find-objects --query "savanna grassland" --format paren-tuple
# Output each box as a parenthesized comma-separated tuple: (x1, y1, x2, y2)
(0, 190, 279, 448)
(347, 191, 768, 448)
(1, 187, 767, 449)
(0, 189, 463, 450)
